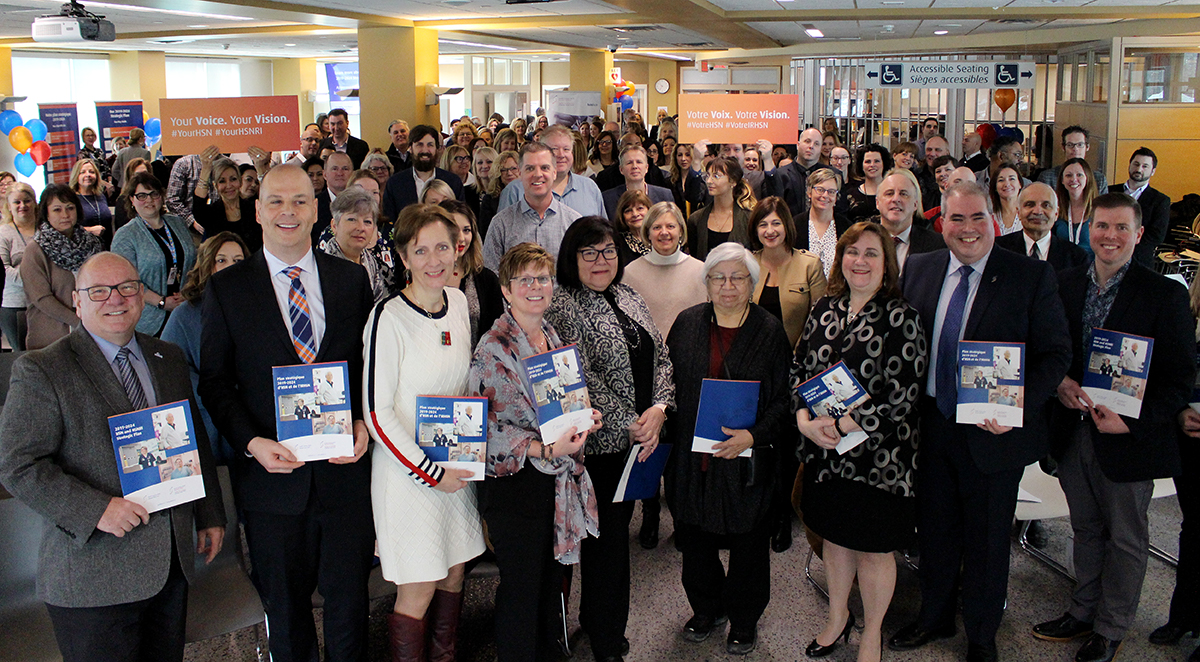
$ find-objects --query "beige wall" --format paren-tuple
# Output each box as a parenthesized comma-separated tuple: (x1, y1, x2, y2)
(110, 51, 166, 118)
(647, 59, 679, 118)
(272, 57, 316, 127)
(359, 25, 440, 147)
(541, 62, 570, 87)
(569, 49, 614, 107)
(1114, 104, 1200, 202)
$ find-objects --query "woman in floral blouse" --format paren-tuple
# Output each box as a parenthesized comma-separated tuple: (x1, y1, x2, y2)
(468, 242, 601, 662)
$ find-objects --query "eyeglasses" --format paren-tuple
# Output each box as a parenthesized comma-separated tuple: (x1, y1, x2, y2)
(702, 172, 727, 182)
(578, 246, 618, 262)
(368, 165, 390, 173)
(1063, 141, 1087, 149)
(500, 166, 519, 176)
(706, 273, 751, 287)
(811, 186, 839, 198)
(831, 155, 851, 163)
(77, 280, 142, 302)
(598, 140, 614, 147)
(132, 191, 162, 202)
(453, 155, 471, 163)
(509, 275, 554, 288)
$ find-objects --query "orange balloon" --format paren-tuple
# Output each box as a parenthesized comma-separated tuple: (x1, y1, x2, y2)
(8, 126, 31, 153)
(993, 89, 1016, 114)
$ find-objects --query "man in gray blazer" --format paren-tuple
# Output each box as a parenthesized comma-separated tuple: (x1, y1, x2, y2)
(0, 252, 225, 662)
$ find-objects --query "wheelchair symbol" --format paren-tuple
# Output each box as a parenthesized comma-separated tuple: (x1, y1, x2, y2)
(881, 64, 902, 86)
(995, 64, 1018, 85)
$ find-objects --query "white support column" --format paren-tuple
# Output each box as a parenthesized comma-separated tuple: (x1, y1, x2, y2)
(946, 87, 966, 160)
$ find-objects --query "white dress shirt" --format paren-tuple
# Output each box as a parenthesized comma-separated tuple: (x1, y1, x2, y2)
(893, 225, 913, 271)
(1022, 232, 1052, 261)
(264, 247, 326, 352)
(1124, 181, 1149, 201)
(413, 168, 436, 201)
(927, 249, 993, 398)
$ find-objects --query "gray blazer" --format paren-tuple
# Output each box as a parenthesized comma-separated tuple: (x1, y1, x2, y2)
(111, 214, 197, 336)
(0, 327, 224, 608)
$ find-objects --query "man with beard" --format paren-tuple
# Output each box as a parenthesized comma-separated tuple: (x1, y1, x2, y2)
(996, 182, 1089, 272)
(381, 124, 464, 222)
(1108, 147, 1169, 268)
(385, 120, 411, 172)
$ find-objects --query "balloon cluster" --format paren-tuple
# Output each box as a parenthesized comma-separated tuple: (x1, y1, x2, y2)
(0, 111, 51, 177)
(142, 111, 162, 144)
(613, 77, 636, 111)
(973, 122, 1025, 151)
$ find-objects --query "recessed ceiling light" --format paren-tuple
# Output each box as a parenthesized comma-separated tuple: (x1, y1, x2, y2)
(188, 24, 208, 28)
(803, 24, 824, 38)
(83, 2, 253, 21)
(284, 43, 296, 47)
(617, 36, 629, 39)
(881, 1, 905, 5)
(934, 29, 949, 34)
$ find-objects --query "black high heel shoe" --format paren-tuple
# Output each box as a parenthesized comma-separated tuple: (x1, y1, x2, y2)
(1149, 623, 1200, 645)
(805, 613, 856, 658)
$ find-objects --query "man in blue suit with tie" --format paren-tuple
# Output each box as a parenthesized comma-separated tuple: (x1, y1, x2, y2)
(890, 182, 1072, 662)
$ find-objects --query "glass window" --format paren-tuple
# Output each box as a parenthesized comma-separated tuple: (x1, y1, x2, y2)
(1093, 54, 1110, 103)
(1075, 59, 1089, 102)
(512, 59, 529, 86)
(1060, 55, 1074, 102)
(472, 57, 487, 86)
(492, 58, 509, 86)
(1122, 50, 1200, 103)
(165, 58, 241, 98)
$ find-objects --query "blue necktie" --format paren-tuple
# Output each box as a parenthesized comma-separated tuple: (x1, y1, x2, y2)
(936, 265, 972, 419)
(284, 266, 317, 363)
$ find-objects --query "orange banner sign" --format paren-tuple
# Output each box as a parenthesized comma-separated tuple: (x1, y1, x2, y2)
(158, 95, 299, 155)
(677, 94, 799, 146)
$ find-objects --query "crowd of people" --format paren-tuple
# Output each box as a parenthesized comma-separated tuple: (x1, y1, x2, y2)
(0, 105, 1195, 662)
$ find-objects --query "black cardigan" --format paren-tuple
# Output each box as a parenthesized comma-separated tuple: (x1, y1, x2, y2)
(664, 302, 793, 534)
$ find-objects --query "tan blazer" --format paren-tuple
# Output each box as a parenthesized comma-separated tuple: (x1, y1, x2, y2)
(752, 248, 827, 349)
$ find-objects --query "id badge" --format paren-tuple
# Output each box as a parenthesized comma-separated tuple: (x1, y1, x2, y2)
(168, 266, 179, 286)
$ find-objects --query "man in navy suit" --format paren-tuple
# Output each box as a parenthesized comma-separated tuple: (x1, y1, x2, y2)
(890, 182, 1072, 662)
(200, 164, 375, 662)
(1109, 147, 1170, 269)
(995, 183, 1089, 273)
(601, 144, 675, 223)
(381, 124, 464, 222)
(870, 169, 944, 274)
(318, 108, 370, 169)
(1032, 193, 1195, 662)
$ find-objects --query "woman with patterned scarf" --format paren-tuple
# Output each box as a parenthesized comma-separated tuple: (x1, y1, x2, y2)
(20, 184, 102, 349)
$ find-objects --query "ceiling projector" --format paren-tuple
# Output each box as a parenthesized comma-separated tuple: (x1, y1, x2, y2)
(33, 1, 115, 43)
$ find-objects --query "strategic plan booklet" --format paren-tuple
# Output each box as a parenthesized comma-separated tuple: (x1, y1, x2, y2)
(1082, 329, 1154, 418)
(957, 341, 1026, 428)
(109, 400, 205, 513)
(273, 360, 354, 461)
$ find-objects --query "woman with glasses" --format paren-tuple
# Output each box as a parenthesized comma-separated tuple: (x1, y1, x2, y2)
(363, 151, 394, 190)
(21, 184, 102, 349)
(665, 241, 792, 656)
(479, 150, 519, 240)
(687, 157, 756, 261)
(0, 183, 37, 350)
(545, 216, 675, 662)
(588, 131, 618, 177)
(803, 169, 852, 278)
(468, 242, 601, 662)
(844, 144, 894, 225)
(829, 147, 853, 184)
(192, 146, 262, 254)
(112, 172, 197, 336)
(791, 221, 926, 662)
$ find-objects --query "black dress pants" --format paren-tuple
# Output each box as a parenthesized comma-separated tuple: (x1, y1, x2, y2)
(916, 402, 1022, 648)
(486, 466, 568, 662)
(579, 451, 635, 659)
(46, 543, 188, 662)
(1169, 437, 1200, 627)
(241, 479, 375, 662)
(676, 520, 771, 631)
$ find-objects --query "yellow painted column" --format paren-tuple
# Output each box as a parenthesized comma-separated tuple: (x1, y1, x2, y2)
(0, 47, 13, 96)
(647, 59, 678, 118)
(273, 57, 317, 127)
(569, 49, 615, 110)
(109, 51, 166, 118)
(358, 25, 439, 150)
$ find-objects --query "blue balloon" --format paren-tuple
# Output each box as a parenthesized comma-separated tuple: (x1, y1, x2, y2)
(1012, 127, 1025, 144)
(24, 118, 47, 143)
(14, 152, 35, 177)
(0, 110, 22, 135)
(619, 95, 634, 111)
(144, 117, 161, 138)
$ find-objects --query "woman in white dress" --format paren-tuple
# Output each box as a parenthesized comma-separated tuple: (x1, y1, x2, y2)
(364, 203, 486, 662)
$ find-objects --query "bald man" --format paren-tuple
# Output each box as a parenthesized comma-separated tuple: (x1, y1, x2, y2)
(774, 127, 837, 219)
(995, 182, 1089, 272)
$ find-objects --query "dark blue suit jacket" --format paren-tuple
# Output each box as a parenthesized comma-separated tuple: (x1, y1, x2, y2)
(602, 183, 675, 224)
(901, 246, 1072, 473)
(1050, 262, 1195, 482)
(381, 167, 464, 222)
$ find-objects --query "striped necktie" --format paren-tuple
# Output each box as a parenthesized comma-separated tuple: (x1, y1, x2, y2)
(114, 347, 149, 411)
(284, 266, 317, 363)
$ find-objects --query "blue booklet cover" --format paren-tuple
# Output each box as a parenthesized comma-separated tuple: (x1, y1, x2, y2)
(613, 443, 672, 503)
(273, 360, 354, 461)
(957, 341, 1026, 427)
(1082, 329, 1154, 418)
(109, 399, 205, 513)
(519, 344, 593, 445)
(415, 395, 488, 481)
(796, 361, 871, 454)
(692, 378, 759, 458)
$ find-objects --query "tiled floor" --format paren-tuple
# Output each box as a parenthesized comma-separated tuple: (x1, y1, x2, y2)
(184, 495, 1191, 661)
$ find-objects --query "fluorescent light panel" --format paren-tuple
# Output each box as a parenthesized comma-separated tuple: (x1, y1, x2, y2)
(74, 1, 254, 21)
(439, 39, 518, 51)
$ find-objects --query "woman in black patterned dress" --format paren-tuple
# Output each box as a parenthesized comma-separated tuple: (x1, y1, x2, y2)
(791, 220, 927, 662)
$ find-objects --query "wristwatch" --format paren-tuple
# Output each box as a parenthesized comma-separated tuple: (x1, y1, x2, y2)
(157, 298, 166, 310)
(833, 416, 847, 437)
